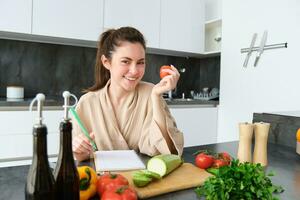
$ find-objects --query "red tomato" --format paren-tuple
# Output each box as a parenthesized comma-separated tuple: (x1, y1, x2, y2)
(212, 159, 229, 168)
(219, 152, 231, 162)
(97, 173, 129, 196)
(195, 153, 215, 169)
(101, 185, 137, 200)
(160, 65, 172, 79)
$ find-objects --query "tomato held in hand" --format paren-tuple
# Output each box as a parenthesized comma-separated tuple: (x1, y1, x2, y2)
(159, 65, 172, 79)
(97, 172, 129, 196)
(195, 153, 214, 169)
(101, 185, 137, 200)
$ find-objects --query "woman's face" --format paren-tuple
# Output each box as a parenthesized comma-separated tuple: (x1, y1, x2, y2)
(103, 41, 146, 93)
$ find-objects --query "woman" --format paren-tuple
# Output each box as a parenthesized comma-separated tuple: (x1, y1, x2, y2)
(72, 27, 184, 161)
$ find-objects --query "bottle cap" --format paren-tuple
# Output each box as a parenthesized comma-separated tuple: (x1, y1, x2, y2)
(29, 93, 46, 125)
(62, 91, 78, 120)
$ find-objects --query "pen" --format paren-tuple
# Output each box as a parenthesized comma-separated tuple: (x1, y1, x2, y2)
(70, 107, 98, 151)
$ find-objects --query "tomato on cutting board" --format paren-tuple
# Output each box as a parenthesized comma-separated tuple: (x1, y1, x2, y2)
(101, 185, 137, 200)
(97, 172, 129, 196)
(195, 153, 214, 169)
(159, 65, 172, 79)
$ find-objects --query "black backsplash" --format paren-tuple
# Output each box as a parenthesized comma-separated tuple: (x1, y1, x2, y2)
(0, 39, 220, 99)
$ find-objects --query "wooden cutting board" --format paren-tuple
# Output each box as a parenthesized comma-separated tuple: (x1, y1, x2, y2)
(120, 163, 212, 199)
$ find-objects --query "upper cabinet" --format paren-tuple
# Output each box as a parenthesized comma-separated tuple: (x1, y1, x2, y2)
(0, 0, 209, 56)
(32, 0, 104, 41)
(0, 0, 32, 34)
(103, 0, 160, 48)
(160, 0, 205, 54)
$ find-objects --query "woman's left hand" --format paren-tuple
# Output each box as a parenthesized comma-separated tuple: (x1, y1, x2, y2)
(152, 65, 180, 96)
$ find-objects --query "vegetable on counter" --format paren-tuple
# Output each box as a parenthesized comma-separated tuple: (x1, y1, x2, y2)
(97, 172, 129, 196)
(195, 159, 284, 200)
(77, 166, 98, 200)
(132, 169, 161, 187)
(101, 185, 137, 200)
(194, 150, 232, 169)
(147, 154, 183, 177)
(132, 154, 182, 188)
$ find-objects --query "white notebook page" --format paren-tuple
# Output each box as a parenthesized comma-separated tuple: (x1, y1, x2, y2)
(94, 150, 145, 172)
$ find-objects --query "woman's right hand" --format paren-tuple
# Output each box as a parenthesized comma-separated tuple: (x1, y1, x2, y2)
(72, 132, 95, 161)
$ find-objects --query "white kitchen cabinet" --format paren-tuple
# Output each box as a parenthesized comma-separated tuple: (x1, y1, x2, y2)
(32, 0, 104, 41)
(0, 0, 32, 34)
(0, 110, 63, 164)
(103, 0, 160, 48)
(160, 0, 205, 53)
(170, 107, 218, 147)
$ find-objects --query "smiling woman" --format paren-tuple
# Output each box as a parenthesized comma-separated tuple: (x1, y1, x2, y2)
(72, 27, 184, 161)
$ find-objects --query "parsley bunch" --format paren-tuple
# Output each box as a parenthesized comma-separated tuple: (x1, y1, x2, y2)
(195, 159, 284, 200)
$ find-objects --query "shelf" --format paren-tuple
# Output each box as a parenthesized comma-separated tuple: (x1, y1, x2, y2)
(205, 18, 222, 29)
(205, 18, 222, 53)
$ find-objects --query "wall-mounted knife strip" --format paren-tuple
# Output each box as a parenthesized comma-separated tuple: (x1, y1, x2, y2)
(241, 42, 287, 54)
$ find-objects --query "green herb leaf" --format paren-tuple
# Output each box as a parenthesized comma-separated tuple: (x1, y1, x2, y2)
(195, 159, 284, 199)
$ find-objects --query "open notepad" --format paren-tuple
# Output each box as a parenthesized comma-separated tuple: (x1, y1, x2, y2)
(94, 150, 146, 172)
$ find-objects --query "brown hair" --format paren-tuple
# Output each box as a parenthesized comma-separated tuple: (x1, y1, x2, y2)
(85, 26, 146, 92)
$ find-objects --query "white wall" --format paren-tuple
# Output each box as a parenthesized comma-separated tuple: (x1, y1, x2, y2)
(218, 0, 300, 142)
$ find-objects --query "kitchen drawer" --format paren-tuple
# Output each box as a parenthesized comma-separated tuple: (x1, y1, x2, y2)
(0, 110, 64, 135)
(0, 132, 59, 160)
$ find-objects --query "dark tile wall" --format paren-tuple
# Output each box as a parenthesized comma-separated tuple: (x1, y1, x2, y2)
(253, 113, 300, 148)
(0, 39, 220, 98)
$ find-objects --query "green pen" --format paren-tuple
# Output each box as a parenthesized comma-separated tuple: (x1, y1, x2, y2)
(70, 107, 98, 151)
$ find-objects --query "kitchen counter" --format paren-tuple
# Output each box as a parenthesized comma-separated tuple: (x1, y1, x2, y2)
(0, 97, 218, 111)
(0, 141, 299, 200)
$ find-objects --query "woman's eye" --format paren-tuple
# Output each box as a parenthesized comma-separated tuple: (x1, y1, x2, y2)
(121, 60, 129, 64)
(137, 61, 145, 65)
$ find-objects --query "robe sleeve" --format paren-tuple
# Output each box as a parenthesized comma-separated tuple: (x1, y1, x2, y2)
(138, 96, 184, 156)
(71, 96, 92, 139)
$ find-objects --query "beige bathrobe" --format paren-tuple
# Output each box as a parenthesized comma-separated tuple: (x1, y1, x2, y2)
(72, 80, 184, 156)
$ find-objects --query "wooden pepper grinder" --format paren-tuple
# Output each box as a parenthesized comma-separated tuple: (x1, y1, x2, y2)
(237, 122, 254, 163)
(253, 122, 270, 167)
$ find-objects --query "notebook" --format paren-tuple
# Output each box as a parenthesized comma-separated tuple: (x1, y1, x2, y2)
(94, 150, 146, 172)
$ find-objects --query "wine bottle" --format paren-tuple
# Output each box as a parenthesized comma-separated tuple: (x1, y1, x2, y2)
(25, 94, 55, 200)
(54, 91, 79, 200)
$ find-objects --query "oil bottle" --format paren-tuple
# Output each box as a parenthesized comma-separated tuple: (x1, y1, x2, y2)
(54, 91, 79, 200)
(25, 93, 55, 200)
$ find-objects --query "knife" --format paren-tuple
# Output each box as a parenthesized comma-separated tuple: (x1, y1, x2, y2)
(254, 30, 268, 67)
(243, 33, 257, 68)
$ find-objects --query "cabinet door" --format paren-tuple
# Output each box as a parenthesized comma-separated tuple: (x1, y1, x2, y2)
(0, 0, 32, 34)
(103, 0, 160, 48)
(0, 110, 63, 161)
(32, 0, 104, 41)
(170, 107, 218, 147)
(160, 0, 205, 53)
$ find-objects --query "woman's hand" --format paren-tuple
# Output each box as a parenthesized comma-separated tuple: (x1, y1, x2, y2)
(152, 65, 180, 96)
(72, 132, 95, 161)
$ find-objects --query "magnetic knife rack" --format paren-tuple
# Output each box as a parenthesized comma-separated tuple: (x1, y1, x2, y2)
(241, 42, 287, 53)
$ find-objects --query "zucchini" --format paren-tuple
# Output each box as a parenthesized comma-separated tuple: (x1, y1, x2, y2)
(132, 173, 152, 187)
(147, 154, 183, 177)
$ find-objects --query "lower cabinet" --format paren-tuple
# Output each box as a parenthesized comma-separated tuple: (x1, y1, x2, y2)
(0, 110, 63, 166)
(169, 107, 218, 147)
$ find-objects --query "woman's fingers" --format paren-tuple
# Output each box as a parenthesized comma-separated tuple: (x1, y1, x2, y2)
(72, 134, 93, 154)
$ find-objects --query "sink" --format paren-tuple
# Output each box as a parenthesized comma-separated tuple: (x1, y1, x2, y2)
(173, 98, 194, 101)
(164, 98, 194, 102)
